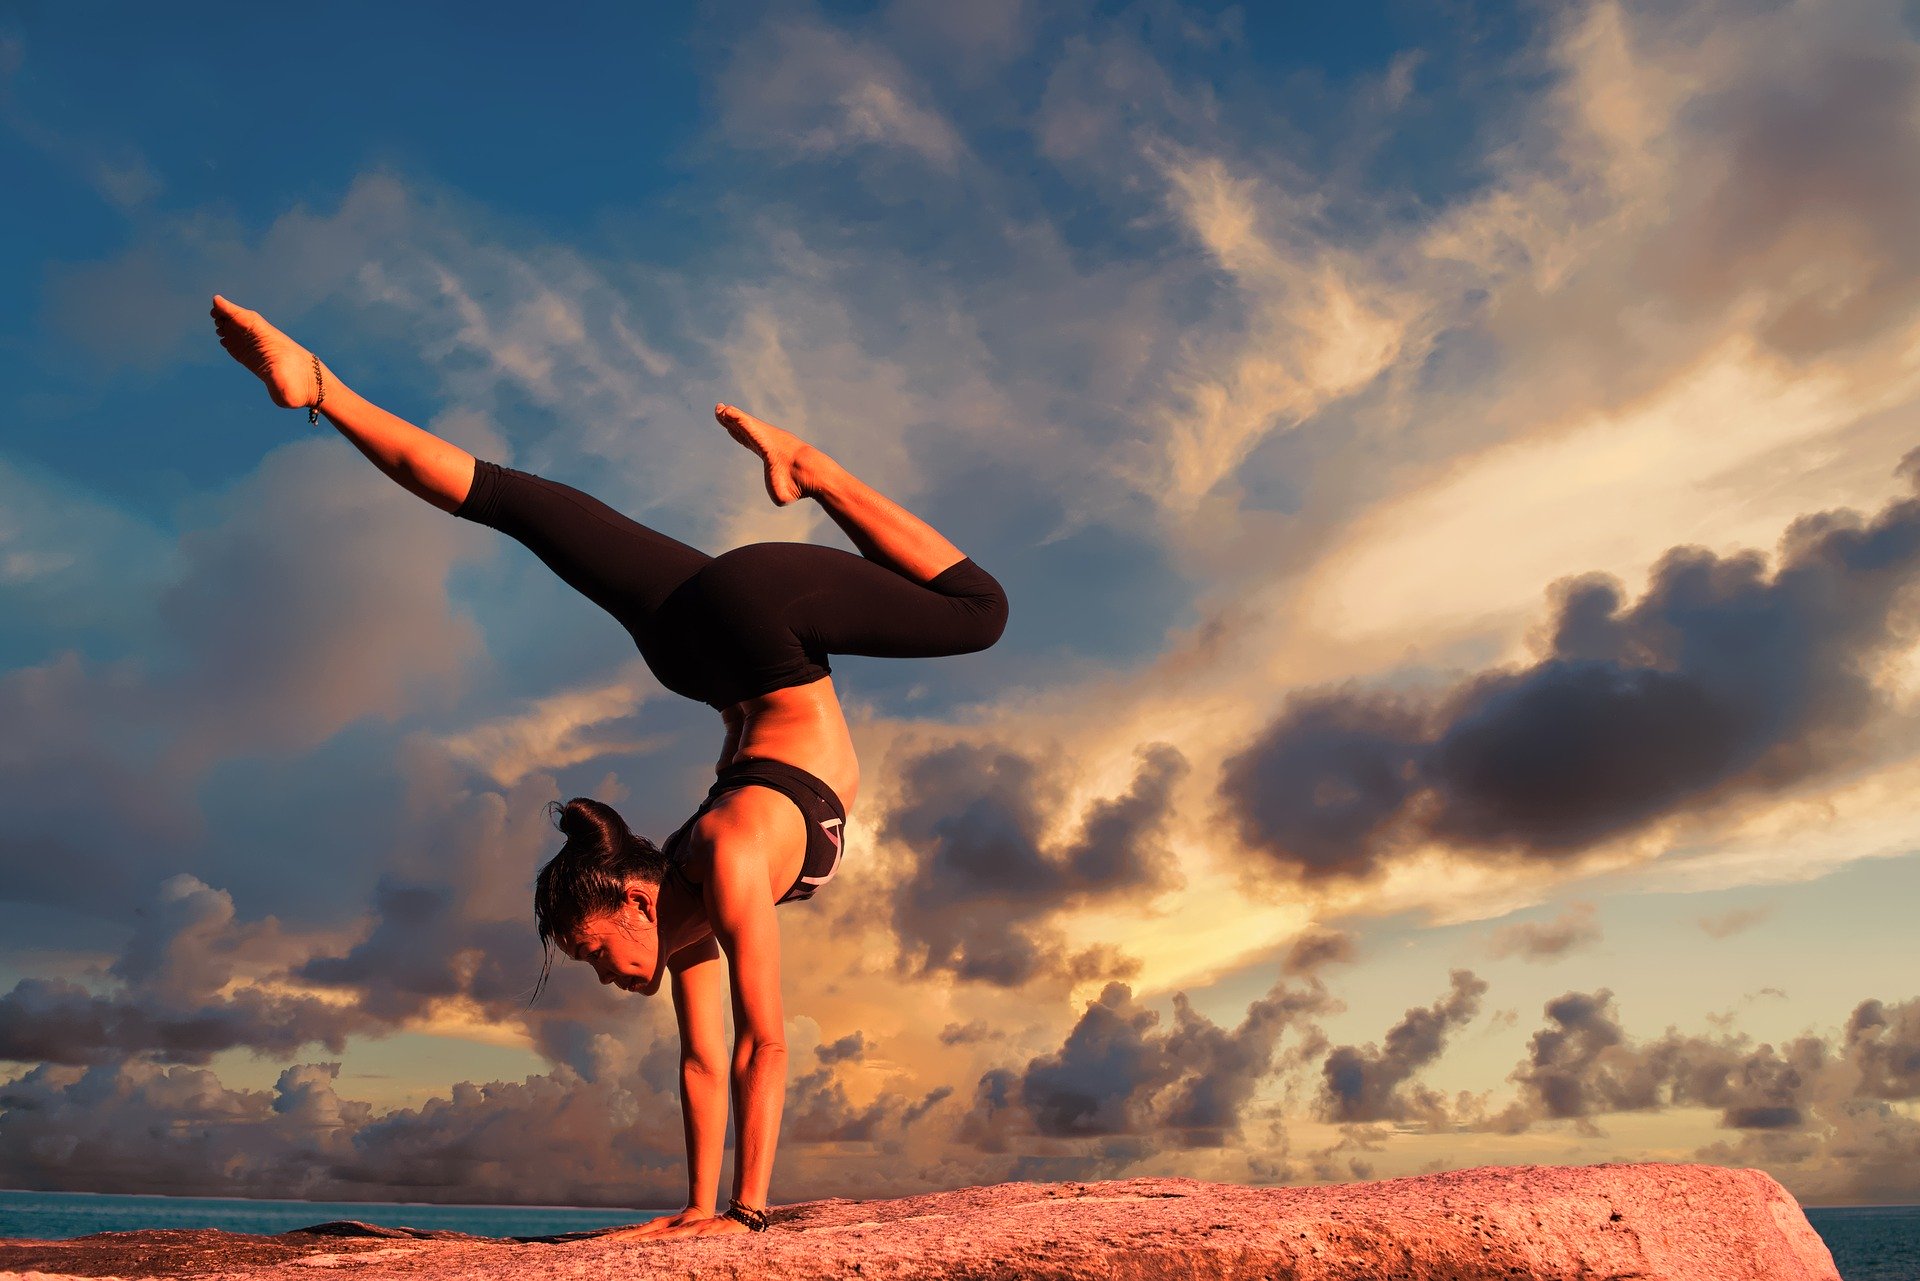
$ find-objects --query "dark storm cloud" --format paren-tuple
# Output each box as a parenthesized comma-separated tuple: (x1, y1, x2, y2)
(0, 1056, 692, 1206)
(0, 819, 621, 1079)
(940, 1020, 1000, 1046)
(1282, 927, 1358, 976)
(298, 880, 534, 1023)
(1494, 988, 1916, 1135)
(886, 741, 1189, 986)
(1486, 903, 1601, 963)
(1222, 456, 1920, 880)
(1319, 970, 1487, 1124)
(817, 1031, 868, 1065)
(1696, 996, 1920, 1206)
(295, 870, 668, 1086)
(1846, 999, 1920, 1101)
(778, 1036, 952, 1146)
(963, 976, 1330, 1153)
(0, 977, 372, 1067)
(902, 1085, 954, 1127)
(782, 1064, 897, 1144)
(0, 877, 374, 1067)
(1502, 989, 1658, 1124)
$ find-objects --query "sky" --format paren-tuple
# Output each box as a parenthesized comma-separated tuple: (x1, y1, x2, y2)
(4, 0, 1920, 1213)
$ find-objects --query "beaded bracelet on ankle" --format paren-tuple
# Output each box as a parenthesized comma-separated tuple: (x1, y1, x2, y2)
(309, 354, 325, 424)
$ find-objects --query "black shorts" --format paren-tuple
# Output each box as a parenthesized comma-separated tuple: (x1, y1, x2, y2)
(454, 460, 1007, 709)
(660, 758, 847, 905)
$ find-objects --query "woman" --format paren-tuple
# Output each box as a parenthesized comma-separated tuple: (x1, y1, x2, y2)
(209, 295, 1007, 1241)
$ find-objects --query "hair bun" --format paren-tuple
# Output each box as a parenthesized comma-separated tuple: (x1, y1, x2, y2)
(553, 796, 628, 846)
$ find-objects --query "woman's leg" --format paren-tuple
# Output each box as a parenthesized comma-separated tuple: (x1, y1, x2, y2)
(211, 296, 716, 699)
(210, 295, 475, 512)
(716, 404, 965, 584)
(689, 405, 1008, 704)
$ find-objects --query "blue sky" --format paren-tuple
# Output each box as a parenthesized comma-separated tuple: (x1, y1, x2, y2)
(5, 0, 1920, 1211)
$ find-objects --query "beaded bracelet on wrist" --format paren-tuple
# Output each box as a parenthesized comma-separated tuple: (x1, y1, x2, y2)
(724, 1200, 770, 1232)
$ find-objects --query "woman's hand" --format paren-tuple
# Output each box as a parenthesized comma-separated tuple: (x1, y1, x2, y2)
(590, 1206, 715, 1243)
(637, 1213, 752, 1242)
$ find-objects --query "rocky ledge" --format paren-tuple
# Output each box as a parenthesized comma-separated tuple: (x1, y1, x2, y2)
(0, 1162, 1840, 1280)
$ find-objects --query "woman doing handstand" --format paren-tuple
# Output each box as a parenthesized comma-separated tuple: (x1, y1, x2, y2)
(208, 295, 1008, 1242)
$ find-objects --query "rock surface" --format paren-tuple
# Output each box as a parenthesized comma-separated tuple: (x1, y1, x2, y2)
(0, 1162, 1841, 1280)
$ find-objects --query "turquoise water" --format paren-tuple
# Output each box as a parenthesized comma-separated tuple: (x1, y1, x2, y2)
(1805, 1205, 1920, 1281)
(0, 1189, 667, 1241)
(2, 1189, 1915, 1275)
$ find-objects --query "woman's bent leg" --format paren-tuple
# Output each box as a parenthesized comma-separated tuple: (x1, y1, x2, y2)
(688, 542, 1007, 706)
(715, 404, 966, 583)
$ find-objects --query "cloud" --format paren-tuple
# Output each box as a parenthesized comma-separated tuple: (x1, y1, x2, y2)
(1497, 986, 1920, 1156)
(157, 441, 483, 765)
(1143, 153, 1430, 514)
(0, 455, 174, 646)
(1222, 456, 1920, 882)
(12, 0, 1920, 1213)
(1487, 903, 1601, 963)
(0, 433, 488, 928)
(716, 19, 966, 169)
(1501, 989, 1660, 1126)
(0, 1056, 689, 1206)
(1282, 927, 1358, 976)
(816, 1031, 868, 1065)
(1613, 0, 1920, 362)
(1846, 998, 1920, 1102)
(0, 876, 374, 1067)
(885, 742, 1189, 986)
(1320, 970, 1488, 1124)
(779, 1037, 950, 1147)
(1698, 905, 1773, 939)
(964, 975, 1331, 1155)
(433, 659, 662, 789)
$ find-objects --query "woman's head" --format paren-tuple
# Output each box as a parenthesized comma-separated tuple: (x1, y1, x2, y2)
(532, 797, 671, 999)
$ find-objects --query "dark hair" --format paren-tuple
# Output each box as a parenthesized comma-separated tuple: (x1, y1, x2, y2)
(531, 797, 669, 1001)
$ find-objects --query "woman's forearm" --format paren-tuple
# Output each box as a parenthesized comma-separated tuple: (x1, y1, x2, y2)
(729, 1040, 789, 1207)
(681, 1059, 728, 1212)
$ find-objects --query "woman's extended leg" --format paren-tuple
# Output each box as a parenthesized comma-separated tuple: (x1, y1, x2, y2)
(211, 296, 717, 701)
(210, 295, 476, 512)
(715, 404, 964, 584)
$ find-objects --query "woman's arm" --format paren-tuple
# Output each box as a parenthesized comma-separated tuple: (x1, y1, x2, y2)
(589, 937, 729, 1244)
(670, 937, 729, 1213)
(699, 794, 794, 1212)
(614, 791, 798, 1243)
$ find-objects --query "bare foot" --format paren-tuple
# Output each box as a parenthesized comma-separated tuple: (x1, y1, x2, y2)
(209, 295, 326, 412)
(714, 403, 824, 507)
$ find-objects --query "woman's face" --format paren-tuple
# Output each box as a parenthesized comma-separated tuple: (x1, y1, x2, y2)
(563, 886, 663, 995)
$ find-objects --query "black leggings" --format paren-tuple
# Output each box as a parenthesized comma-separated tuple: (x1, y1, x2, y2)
(454, 461, 1008, 709)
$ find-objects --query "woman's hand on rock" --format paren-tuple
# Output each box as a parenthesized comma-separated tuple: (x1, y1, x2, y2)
(592, 1207, 713, 1242)
(654, 1214, 751, 1240)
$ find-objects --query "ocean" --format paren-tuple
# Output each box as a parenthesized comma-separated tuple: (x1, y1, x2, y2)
(1, 1189, 1915, 1277)
(0, 1188, 665, 1242)
(1805, 1206, 1920, 1281)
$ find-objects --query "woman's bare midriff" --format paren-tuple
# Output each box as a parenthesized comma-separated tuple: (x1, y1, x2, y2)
(725, 677, 861, 813)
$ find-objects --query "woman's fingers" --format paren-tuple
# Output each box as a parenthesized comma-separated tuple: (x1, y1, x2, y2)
(592, 1221, 675, 1243)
